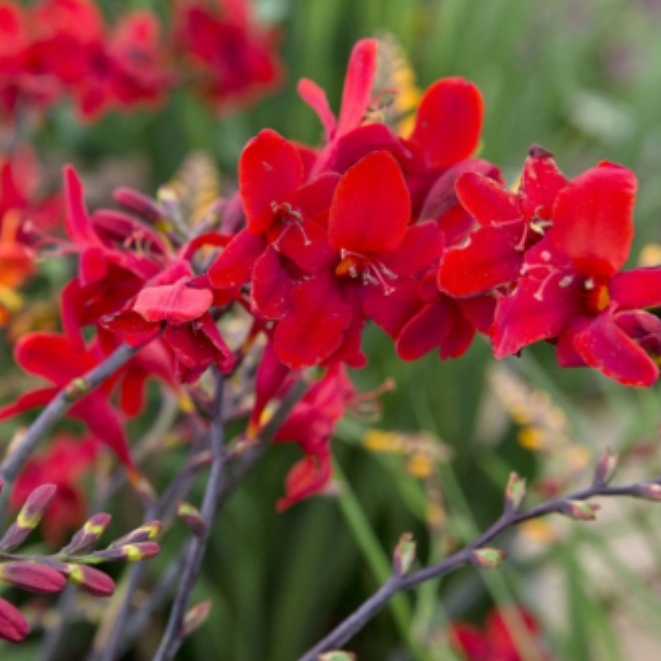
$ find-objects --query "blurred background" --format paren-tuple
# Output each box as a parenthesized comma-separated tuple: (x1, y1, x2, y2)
(5, 0, 661, 659)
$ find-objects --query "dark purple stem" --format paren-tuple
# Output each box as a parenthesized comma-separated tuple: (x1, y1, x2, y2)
(297, 478, 661, 660)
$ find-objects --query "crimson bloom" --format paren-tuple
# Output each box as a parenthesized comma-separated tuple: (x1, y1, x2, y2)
(450, 607, 549, 661)
(492, 161, 661, 386)
(439, 147, 567, 297)
(272, 364, 355, 511)
(264, 149, 440, 368)
(174, 0, 282, 110)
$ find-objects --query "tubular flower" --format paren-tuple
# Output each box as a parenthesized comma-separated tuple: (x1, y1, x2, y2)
(493, 161, 661, 386)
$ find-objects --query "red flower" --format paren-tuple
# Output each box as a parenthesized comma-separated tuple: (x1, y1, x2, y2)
(174, 0, 282, 110)
(439, 147, 567, 297)
(102, 263, 234, 384)
(450, 607, 549, 661)
(492, 161, 661, 386)
(265, 150, 440, 368)
(10, 434, 97, 545)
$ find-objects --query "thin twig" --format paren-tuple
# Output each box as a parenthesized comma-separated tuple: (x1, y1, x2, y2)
(151, 370, 227, 661)
(297, 475, 661, 660)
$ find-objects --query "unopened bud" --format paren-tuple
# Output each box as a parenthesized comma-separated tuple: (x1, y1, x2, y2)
(633, 483, 661, 501)
(0, 562, 66, 594)
(319, 651, 356, 661)
(1, 484, 57, 550)
(113, 188, 163, 223)
(65, 564, 115, 597)
(99, 542, 160, 562)
(560, 500, 598, 521)
(111, 521, 162, 548)
(64, 513, 112, 554)
(471, 548, 505, 569)
(182, 599, 212, 637)
(178, 502, 207, 537)
(0, 596, 29, 643)
(393, 533, 416, 576)
(593, 448, 619, 486)
(504, 473, 526, 512)
(64, 378, 89, 401)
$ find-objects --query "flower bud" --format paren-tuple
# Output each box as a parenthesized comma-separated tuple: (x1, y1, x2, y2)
(110, 521, 162, 548)
(64, 513, 112, 554)
(182, 599, 212, 638)
(0, 484, 57, 551)
(633, 483, 661, 501)
(113, 187, 163, 223)
(65, 564, 115, 597)
(178, 502, 207, 537)
(560, 500, 598, 521)
(504, 472, 526, 512)
(0, 562, 66, 594)
(0, 597, 29, 643)
(471, 548, 505, 569)
(593, 448, 619, 486)
(98, 542, 160, 562)
(319, 651, 356, 661)
(393, 533, 416, 576)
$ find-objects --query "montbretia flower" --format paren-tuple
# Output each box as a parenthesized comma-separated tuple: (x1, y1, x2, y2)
(439, 146, 567, 297)
(493, 162, 661, 386)
(267, 150, 441, 368)
(449, 606, 550, 661)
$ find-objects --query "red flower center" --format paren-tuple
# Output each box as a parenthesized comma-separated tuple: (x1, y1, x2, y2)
(335, 249, 397, 294)
(270, 202, 311, 246)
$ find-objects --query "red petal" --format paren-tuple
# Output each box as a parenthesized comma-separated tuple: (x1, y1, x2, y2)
(118, 368, 148, 417)
(380, 222, 443, 277)
(520, 145, 568, 219)
(251, 247, 292, 319)
(439, 223, 524, 296)
(0, 387, 59, 422)
(325, 123, 412, 175)
(449, 623, 492, 659)
(610, 267, 661, 310)
(297, 78, 336, 140)
(410, 78, 484, 169)
(456, 172, 520, 226)
(276, 449, 332, 511)
(419, 158, 503, 222)
(396, 296, 475, 361)
(360, 277, 423, 339)
(207, 229, 266, 289)
(328, 151, 410, 254)
(573, 306, 659, 386)
(70, 394, 135, 468)
(551, 163, 637, 277)
(336, 38, 378, 138)
(239, 129, 304, 234)
(64, 165, 99, 246)
(273, 274, 353, 368)
(293, 172, 340, 221)
(15, 333, 96, 384)
(492, 273, 581, 358)
(132, 280, 212, 323)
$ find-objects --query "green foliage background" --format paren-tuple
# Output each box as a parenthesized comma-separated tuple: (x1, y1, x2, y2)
(7, 0, 661, 659)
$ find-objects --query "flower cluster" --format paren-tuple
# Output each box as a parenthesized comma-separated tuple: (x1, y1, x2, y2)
(0, 0, 281, 122)
(0, 480, 160, 644)
(3, 37, 661, 516)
